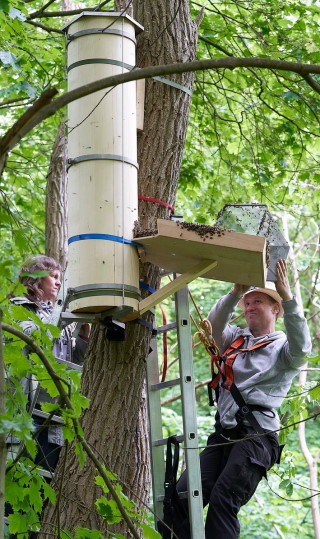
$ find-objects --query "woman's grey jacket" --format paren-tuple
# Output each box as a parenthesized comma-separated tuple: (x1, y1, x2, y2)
(8, 296, 88, 445)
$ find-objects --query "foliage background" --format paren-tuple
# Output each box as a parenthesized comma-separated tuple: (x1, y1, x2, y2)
(1, 0, 320, 536)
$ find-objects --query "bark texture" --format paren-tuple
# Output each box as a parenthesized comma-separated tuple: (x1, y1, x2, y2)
(41, 1, 199, 535)
(45, 123, 68, 269)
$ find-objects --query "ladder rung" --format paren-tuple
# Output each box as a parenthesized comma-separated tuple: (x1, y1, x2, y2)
(36, 467, 54, 479)
(61, 312, 97, 323)
(55, 357, 83, 370)
(32, 408, 64, 424)
(157, 322, 177, 333)
(156, 491, 188, 503)
(152, 434, 184, 447)
(151, 378, 180, 391)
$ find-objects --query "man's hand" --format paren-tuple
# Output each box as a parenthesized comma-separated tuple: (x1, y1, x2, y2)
(232, 284, 250, 297)
(275, 259, 292, 301)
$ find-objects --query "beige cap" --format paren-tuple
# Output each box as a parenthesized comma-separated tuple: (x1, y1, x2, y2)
(238, 282, 284, 317)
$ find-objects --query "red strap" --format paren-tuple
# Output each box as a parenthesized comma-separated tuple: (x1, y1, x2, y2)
(138, 195, 174, 213)
(223, 336, 245, 356)
(209, 355, 224, 390)
(223, 339, 273, 390)
(209, 337, 273, 391)
(159, 304, 168, 383)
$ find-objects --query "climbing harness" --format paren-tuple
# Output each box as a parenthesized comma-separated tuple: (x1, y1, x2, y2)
(208, 335, 273, 400)
(189, 296, 275, 437)
(206, 334, 276, 443)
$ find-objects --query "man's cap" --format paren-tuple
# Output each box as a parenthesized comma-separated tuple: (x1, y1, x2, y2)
(238, 282, 284, 317)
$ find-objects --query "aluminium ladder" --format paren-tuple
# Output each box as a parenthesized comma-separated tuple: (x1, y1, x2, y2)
(147, 285, 205, 538)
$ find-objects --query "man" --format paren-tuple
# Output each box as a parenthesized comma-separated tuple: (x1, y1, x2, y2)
(172, 259, 311, 538)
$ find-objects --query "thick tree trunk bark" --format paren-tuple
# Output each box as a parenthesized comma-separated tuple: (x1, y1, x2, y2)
(45, 123, 68, 269)
(41, 2, 200, 535)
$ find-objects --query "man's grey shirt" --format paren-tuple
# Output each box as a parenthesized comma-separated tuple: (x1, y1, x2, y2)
(208, 292, 312, 431)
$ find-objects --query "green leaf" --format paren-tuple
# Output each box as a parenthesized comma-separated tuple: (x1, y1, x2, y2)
(0, 0, 9, 12)
(95, 497, 122, 524)
(19, 270, 50, 279)
(282, 91, 300, 102)
(62, 425, 76, 443)
(279, 479, 290, 489)
(138, 522, 161, 538)
(75, 528, 104, 539)
(8, 508, 39, 536)
(42, 481, 56, 505)
(75, 441, 86, 467)
(308, 385, 320, 401)
(308, 353, 320, 365)
(285, 482, 294, 497)
(40, 402, 60, 413)
(58, 531, 73, 539)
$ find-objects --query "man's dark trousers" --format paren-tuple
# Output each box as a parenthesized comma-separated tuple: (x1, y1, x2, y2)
(172, 424, 280, 539)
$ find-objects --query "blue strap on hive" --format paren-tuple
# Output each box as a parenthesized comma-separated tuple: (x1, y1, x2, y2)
(68, 233, 143, 247)
(139, 281, 156, 294)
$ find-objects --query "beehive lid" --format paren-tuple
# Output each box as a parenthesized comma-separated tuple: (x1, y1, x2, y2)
(62, 11, 144, 34)
(136, 219, 267, 287)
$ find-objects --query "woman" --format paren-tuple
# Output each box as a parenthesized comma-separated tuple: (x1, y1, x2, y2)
(9, 255, 89, 473)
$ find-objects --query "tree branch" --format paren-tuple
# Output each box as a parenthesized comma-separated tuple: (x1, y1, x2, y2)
(301, 73, 320, 94)
(199, 35, 234, 57)
(0, 87, 58, 176)
(1, 322, 141, 539)
(27, 0, 111, 19)
(26, 19, 64, 33)
(30, 0, 57, 16)
(0, 96, 29, 108)
(1, 56, 320, 175)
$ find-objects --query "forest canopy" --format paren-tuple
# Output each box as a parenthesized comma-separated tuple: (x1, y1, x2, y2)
(1, 0, 320, 538)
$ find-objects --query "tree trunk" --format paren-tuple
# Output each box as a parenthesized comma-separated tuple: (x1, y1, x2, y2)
(45, 123, 68, 269)
(42, 1, 200, 535)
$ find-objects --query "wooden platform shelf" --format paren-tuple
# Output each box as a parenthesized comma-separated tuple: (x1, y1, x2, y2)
(138, 219, 267, 286)
(121, 219, 267, 320)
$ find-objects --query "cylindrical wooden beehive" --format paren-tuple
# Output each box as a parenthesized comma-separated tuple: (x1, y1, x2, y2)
(65, 12, 143, 313)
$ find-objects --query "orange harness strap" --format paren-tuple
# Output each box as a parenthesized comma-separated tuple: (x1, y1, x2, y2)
(208, 336, 273, 393)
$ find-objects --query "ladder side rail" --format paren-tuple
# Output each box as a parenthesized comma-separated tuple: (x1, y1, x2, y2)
(147, 335, 167, 526)
(175, 286, 205, 539)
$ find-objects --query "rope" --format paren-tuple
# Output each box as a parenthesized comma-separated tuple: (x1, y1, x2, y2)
(138, 195, 174, 213)
(188, 289, 219, 354)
